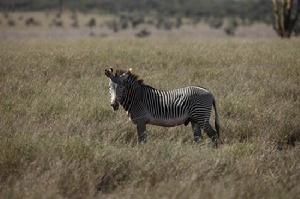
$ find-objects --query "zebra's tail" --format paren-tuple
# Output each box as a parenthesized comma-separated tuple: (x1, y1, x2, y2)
(212, 96, 220, 138)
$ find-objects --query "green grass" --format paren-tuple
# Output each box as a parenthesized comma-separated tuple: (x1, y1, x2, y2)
(0, 38, 300, 198)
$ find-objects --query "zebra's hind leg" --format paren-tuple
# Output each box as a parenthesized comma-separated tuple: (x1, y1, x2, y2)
(191, 122, 202, 143)
(136, 123, 147, 144)
(204, 123, 218, 148)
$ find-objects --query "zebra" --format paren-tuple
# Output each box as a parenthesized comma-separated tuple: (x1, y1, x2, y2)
(104, 68, 220, 147)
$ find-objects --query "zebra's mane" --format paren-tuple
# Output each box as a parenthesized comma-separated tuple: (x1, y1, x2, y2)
(115, 69, 144, 85)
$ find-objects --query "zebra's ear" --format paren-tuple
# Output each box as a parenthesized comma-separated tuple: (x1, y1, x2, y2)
(105, 68, 122, 84)
(104, 68, 114, 78)
(127, 68, 132, 74)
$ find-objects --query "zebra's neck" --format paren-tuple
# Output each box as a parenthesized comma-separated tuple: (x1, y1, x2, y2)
(120, 81, 143, 112)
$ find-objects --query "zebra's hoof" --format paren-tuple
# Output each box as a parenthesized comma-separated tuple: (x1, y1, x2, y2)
(209, 141, 218, 148)
(193, 136, 203, 144)
(138, 137, 147, 144)
(138, 140, 146, 145)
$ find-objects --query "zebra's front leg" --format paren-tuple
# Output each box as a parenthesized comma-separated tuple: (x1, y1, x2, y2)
(191, 122, 202, 143)
(136, 122, 147, 144)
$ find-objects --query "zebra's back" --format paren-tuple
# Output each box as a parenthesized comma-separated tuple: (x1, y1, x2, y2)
(141, 86, 213, 127)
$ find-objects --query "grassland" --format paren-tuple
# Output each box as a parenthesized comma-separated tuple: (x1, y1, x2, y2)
(0, 38, 300, 198)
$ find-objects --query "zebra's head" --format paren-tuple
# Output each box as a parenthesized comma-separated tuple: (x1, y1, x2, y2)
(104, 68, 132, 111)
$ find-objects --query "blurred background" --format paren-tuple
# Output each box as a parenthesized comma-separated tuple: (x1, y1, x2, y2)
(0, 0, 299, 40)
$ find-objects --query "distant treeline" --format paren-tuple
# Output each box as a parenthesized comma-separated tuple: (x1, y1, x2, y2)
(0, 0, 273, 23)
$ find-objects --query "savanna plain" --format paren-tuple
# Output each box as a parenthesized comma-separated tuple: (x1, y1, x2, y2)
(0, 37, 300, 198)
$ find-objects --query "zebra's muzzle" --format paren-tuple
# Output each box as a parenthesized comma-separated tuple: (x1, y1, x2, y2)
(111, 103, 119, 111)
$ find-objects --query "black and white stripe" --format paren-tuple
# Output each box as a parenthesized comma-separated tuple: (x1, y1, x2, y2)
(105, 69, 220, 146)
(119, 74, 219, 135)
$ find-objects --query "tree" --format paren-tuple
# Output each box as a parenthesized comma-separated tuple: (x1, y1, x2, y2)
(272, 0, 300, 38)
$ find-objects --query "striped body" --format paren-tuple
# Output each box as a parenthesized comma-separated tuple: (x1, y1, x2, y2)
(126, 86, 213, 128)
(105, 68, 219, 146)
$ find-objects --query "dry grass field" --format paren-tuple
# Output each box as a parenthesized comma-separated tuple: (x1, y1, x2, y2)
(0, 37, 300, 198)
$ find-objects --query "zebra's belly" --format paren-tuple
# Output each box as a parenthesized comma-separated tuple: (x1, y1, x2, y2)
(148, 115, 189, 127)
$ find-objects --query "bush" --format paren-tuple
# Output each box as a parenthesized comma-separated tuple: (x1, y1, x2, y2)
(51, 18, 63, 27)
(156, 15, 164, 29)
(71, 20, 79, 28)
(224, 18, 238, 36)
(70, 12, 77, 21)
(25, 17, 40, 26)
(156, 17, 176, 30)
(163, 19, 173, 30)
(87, 18, 96, 28)
(7, 19, 15, 26)
(294, 21, 300, 36)
(146, 18, 155, 25)
(131, 14, 145, 28)
(56, 12, 61, 18)
(45, 11, 49, 18)
(106, 19, 119, 33)
(176, 17, 182, 29)
(3, 12, 9, 19)
(70, 12, 79, 28)
(135, 29, 151, 38)
(207, 17, 223, 29)
(119, 15, 129, 30)
(192, 17, 201, 25)
(240, 19, 254, 26)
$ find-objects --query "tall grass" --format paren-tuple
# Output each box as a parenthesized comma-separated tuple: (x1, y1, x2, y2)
(0, 38, 299, 198)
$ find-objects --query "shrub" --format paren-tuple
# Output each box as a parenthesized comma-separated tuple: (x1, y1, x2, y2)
(294, 21, 300, 36)
(51, 18, 63, 27)
(106, 19, 119, 33)
(146, 18, 155, 25)
(163, 19, 173, 30)
(87, 18, 96, 28)
(131, 14, 145, 28)
(208, 17, 223, 29)
(240, 19, 254, 26)
(224, 18, 238, 36)
(119, 15, 129, 30)
(25, 17, 40, 26)
(71, 20, 79, 28)
(70, 12, 77, 21)
(3, 12, 9, 19)
(56, 12, 61, 18)
(192, 17, 201, 25)
(70, 12, 79, 28)
(45, 11, 49, 18)
(135, 29, 151, 38)
(176, 17, 182, 29)
(156, 15, 164, 29)
(7, 19, 15, 26)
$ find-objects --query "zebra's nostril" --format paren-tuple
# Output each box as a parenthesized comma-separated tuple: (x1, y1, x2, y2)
(111, 103, 119, 111)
